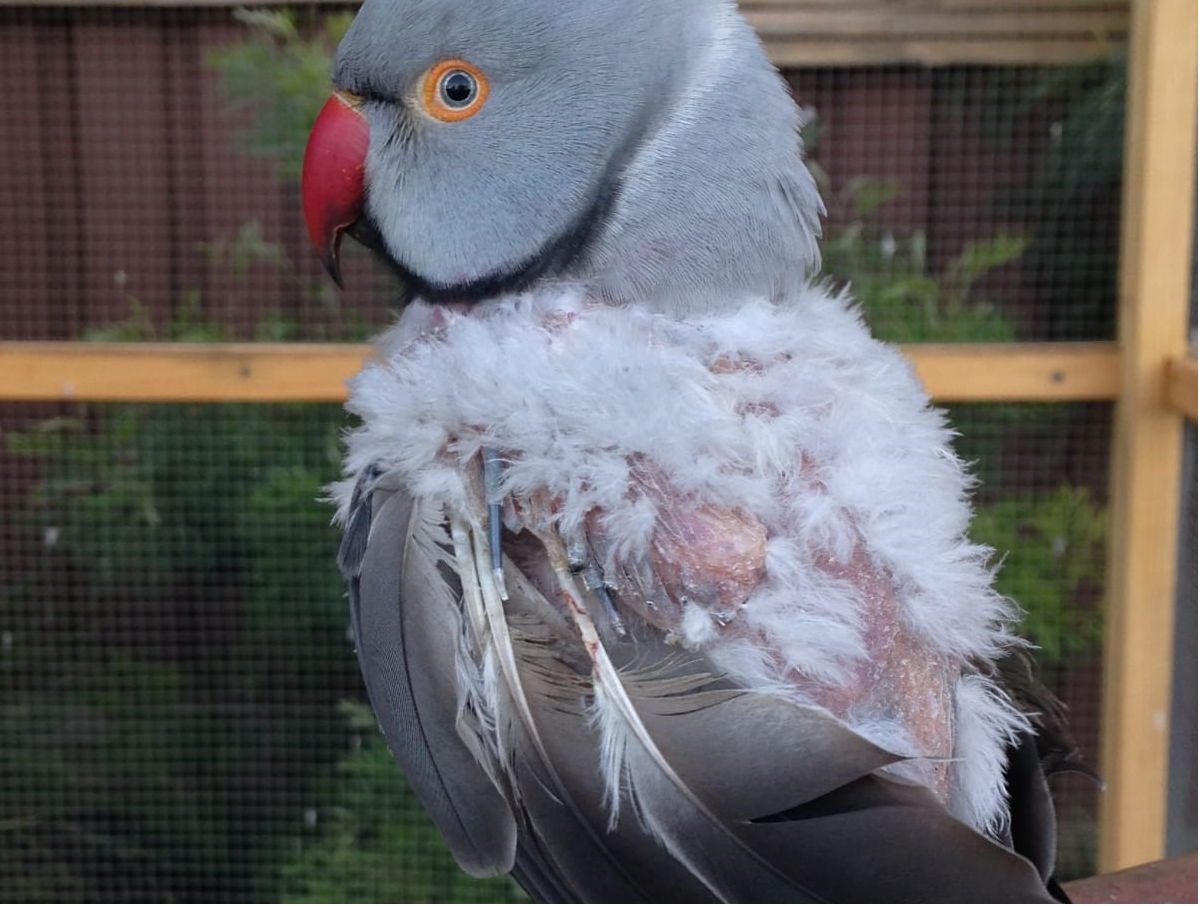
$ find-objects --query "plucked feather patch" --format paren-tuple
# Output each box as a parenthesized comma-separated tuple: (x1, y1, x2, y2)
(337, 284, 1023, 833)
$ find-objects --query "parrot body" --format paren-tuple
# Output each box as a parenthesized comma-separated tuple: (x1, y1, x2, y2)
(304, 0, 1068, 901)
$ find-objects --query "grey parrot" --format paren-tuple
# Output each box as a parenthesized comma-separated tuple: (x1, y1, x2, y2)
(301, 0, 1073, 901)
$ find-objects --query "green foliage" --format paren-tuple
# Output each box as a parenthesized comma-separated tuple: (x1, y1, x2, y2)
(207, 10, 354, 182)
(203, 13, 530, 899)
(4, 11, 410, 899)
(818, 176, 1022, 344)
(1023, 52, 1126, 340)
(198, 218, 291, 279)
(206, 222, 376, 341)
(206, 13, 389, 341)
(0, 651, 198, 900)
(3, 400, 359, 900)
(947, 56, 1126, 340)
(279, 704, 527, 903)
(1018, 53, 1126, 206)
(9, 404, 343, 595)
(971, 485, 1108, 661)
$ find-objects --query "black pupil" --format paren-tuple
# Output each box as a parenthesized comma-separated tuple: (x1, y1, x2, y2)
(442, 72, 475, 106)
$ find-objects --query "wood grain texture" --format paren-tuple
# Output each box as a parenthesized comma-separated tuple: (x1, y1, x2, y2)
(744, 0, 1126, 65)
(1098, 0, 1197, 873)
(1162, 355, 1197, 423)
(0, 341, 1120, 404)
(1063, 854, 1198, 905)
(0, 1, 1129, 66)
(909, 343, 1120, 401)
(0, 342, 372, 402)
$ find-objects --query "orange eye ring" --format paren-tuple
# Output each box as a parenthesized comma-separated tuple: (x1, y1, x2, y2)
(421, 59, 490, 123)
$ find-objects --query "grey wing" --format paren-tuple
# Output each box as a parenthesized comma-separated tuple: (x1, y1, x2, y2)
(339, 470, 516, 878)
(520, 648, 1061, 904)
(338, 471, 669, 901)
(492, 569, 1066, 903)
(340, 469, 1062, 903)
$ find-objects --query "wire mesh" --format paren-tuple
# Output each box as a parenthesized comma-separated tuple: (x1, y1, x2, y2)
(0, 2, 1171, 902)
(0, 401, 526, 902)
(787, 64, 1123, 344)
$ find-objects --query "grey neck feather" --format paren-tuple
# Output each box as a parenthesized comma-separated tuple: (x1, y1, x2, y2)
(581, 3, 823, 315)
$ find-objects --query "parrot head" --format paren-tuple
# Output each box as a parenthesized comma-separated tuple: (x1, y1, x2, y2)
(302, 0, 822, 311)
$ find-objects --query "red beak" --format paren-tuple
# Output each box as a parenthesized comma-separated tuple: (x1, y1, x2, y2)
(302, 91, 370, 287)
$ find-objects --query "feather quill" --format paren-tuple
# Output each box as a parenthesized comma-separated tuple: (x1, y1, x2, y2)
(452, 511, 660, 899)
(348, 487, 516, 877)
(533, 528, 817, 901)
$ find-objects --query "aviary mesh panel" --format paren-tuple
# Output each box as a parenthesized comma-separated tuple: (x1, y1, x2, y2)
(0, 3, 1161, 901)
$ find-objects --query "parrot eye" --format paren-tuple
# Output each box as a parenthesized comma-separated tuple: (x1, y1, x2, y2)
(421, 60, 490, 123)
(440, 71, 476, 106)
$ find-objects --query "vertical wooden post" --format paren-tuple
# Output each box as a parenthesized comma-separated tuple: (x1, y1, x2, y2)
(1098, 0, 1196, 872)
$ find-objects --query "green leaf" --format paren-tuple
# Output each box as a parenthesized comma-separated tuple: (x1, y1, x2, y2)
(971, 485, 1108, 661)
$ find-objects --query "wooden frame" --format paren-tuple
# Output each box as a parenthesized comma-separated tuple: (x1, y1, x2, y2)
(1163, 354, 1198, 423)
(1098, 0, 1197, 873)
(0, 341, 1123, 404)
(741, 0, 1128, 67)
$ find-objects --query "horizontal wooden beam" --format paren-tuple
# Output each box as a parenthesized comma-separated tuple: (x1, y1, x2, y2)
(909, 342, 1120, 402)
(1162, 353, 1197, 422)
(0, 342, 371, 403)
(0, 1, 1128, 67)
(0, 341, 1119, 405)
(747, 0, 1128, 66)
(763, 39, 1122, 68)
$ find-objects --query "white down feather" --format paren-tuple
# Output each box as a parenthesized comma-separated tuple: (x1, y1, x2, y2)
(336, 283, 1026, 835)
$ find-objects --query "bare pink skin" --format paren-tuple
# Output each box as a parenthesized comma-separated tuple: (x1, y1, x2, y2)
(496, 445, 956, 801)
(456, 311, 956, 800)
(637, 462, 769, 620)
(586, 460, 956, 800)
(803, 544, 956, 797)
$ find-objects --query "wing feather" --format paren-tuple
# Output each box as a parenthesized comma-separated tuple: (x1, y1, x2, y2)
(349, 486, 517, 877)
(737, 775, 1056, 902)
(346, 478, 1059, 903)
(536, 556, 823, 902)
(461, 519, 676, 901)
